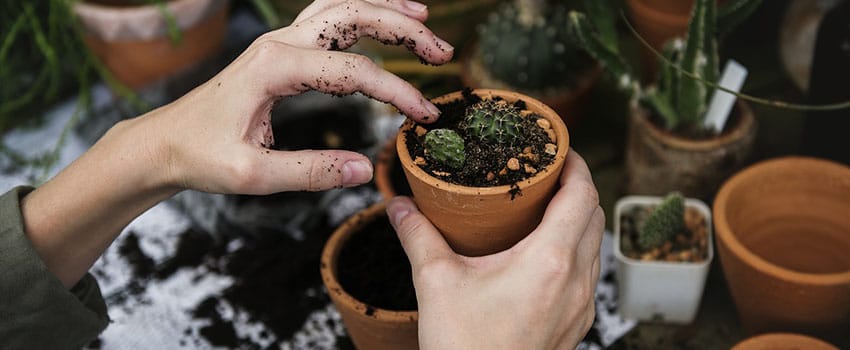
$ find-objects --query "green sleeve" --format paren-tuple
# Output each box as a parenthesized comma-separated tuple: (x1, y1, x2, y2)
(0, 186, 109, 349)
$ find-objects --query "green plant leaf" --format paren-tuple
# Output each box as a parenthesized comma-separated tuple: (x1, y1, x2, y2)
(676, 0, 710, 127)
(567, 11, 637, 95)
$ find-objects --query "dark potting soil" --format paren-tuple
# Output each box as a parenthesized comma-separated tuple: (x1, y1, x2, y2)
(404, 88, 557, 188)
(336, 215, 417, 311)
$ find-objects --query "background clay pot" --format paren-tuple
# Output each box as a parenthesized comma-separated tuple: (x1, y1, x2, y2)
(713, 157, 850, 345)
(461, 48, 602, 127)
(731, 333, 839, 350)
(625, 100, 756, 201)
(320, 202, 418, 350)
(73, 0, 229, 89)
(397, 89, 569, 256)
(374, 132, 411, 200)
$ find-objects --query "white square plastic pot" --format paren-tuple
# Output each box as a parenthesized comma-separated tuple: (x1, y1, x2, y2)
(613, 195, 714, 324)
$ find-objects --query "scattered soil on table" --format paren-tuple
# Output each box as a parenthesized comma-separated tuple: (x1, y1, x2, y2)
(619, 205, 709, 262)
(336, 215, 417, 311)
(404, 88, 557, 188)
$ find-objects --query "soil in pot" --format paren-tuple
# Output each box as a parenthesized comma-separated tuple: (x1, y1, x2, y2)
(403, 89, 557, 189)
(619, 204, 709, 262)
(336, 215, 417, 312)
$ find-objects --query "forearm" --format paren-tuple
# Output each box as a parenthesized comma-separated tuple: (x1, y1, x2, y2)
(21, 112, 180, 288)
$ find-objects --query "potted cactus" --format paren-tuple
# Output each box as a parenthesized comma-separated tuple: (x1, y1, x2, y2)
(461, 0, 600, 125)
(397, 88, 569, 256)
(614, 192, 713, 324)
(569, 0, 760, 200)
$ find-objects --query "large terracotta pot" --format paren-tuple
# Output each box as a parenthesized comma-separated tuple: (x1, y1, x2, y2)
(713, 157, 850, 344)
(625, 100, 756, 201)
(731, 333, 839, 350)
(461, 47, 602, 127)
(397, 89, 570, 256)
(73, 0, 229, 89)
(320, 202, 418, 350)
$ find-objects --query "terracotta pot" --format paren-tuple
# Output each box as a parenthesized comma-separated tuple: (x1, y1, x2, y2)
(461, 47, 602, 127)
(374, 132, 413, 200)
(320, 202, 419, 350)
(626, 0, 691, 77)
(614, 195, 713, 324)
(731, 333, 839, 350)
(714, 157, 850, 344)
(73, 0, 229, 89)
(624, 100, 756, 201)
(397, 89, 570, 256)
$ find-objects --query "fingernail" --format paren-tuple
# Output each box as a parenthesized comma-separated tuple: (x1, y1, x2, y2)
(387, 197, 414, 227)
(342, 160, 373, 186)
(434, 36, 454, 52)
(404, 0, 428, 13)
(423, 99, 441, 118)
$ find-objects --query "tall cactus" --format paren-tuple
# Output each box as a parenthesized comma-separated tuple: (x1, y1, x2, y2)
(568, 0, 762, 133)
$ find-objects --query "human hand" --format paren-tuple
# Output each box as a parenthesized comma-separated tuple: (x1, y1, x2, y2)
(143, 0, 454, 195)
(387, 150, 604, 349)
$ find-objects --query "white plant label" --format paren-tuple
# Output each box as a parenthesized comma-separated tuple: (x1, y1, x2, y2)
(704, 59, 748, 133)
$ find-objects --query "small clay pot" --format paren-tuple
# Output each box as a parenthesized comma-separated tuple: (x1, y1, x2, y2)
(320, 202, 418, 350)
(460, 47, 602, 127)
(624, 100, 756, 201)
(73, 0, 229, 89)
(714, 157, 850, 344)
(731, 333, 839, 350)
(397, 89, 570, 256)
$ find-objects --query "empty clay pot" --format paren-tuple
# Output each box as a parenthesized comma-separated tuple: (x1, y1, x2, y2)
(397, 89, 569, 256)
(714, 157, 850, 344)
(73, 0, 229, 89)
(731, 333, 839, 350)
(625, 100, 756, 201)
(320, 202, 418, 350)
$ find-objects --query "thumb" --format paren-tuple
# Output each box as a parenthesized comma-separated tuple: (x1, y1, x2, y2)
(386, 196, 455, 268)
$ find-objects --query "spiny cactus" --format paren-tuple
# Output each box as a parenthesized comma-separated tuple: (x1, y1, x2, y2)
(477, 0, 588, 90)
(424, 128, 466, 169)
(463, 100, 523, 145)
(638, 192, 685, 250)
(568, 0, 762, 133)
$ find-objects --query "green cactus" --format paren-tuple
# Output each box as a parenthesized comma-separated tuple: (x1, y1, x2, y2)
(463, 99, 523, 145)
(477, 0, 589, 91)
(568, 0, 762, 134)
(638, 192, 685, 250)
(424, 128, 466, 169)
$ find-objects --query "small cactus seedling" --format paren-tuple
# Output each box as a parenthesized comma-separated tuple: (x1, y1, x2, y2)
(424, 128, 466, 169)
(638, 192, 685, 250)
(463, 99, 523, 145)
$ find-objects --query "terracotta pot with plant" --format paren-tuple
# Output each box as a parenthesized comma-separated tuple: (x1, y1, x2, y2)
(570, 0, 760, 200)
(320, 202, 419, 350)
(614, 192, 713, 323)
(72, 0, 230, 89)
(461, 0, 600, 126)
(397, 88, 569, 256)
(713, 157, 850, 345)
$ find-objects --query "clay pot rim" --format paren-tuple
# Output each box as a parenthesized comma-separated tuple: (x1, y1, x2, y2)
(396, 89, 570, 195)
(320, 202, 418, 322)
(731, 332, 839, 350)
(631, 99, 756, 152)
(626, 0, 692, 26)
(613, 195, 714, 268)
(713, 156, 850, 285)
